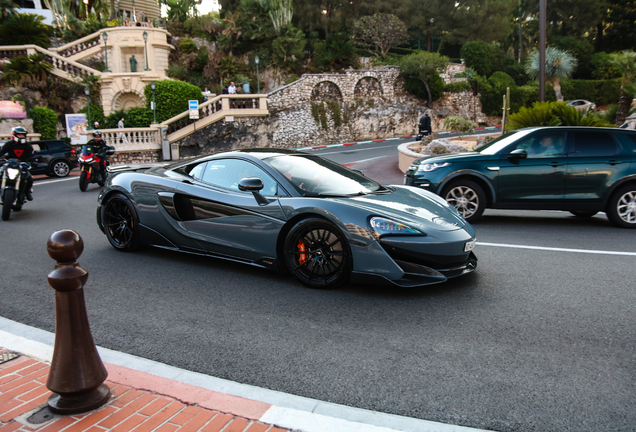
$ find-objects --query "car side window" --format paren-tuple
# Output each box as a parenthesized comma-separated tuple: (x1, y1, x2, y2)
(200, 159, 279, 196)
(570, 132, 620, 157)
(32, 144, 42, 152)
(189, 162, 206, 180)
(509, 132, 567, 158)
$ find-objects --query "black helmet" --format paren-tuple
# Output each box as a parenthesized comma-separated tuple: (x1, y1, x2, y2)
(11, 126, 28, 144)
(92, 130, 102, 140)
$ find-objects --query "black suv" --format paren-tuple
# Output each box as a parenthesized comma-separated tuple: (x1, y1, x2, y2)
(1, 140, 78, 178)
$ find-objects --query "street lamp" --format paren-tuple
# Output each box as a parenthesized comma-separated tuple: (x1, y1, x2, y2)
(84, 87, 92, 130)
(102, 32, 110, 72)
(151, 81, 157, 124)
(255, 55, 260, 94)
(143, 31, 150, 71)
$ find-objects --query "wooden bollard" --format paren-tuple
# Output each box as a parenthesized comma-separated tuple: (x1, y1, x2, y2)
(45, 229, 111, 415)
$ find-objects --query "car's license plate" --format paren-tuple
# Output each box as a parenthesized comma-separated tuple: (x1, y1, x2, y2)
(464, 240, 476, 252)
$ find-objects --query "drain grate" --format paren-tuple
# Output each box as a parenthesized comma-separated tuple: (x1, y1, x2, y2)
(0, 351, 19, 364)
(27, 407, 56, 425)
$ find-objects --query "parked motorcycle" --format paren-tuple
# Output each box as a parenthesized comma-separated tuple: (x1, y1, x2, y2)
(78, 144, 115, 192)
(0, 158, 31, 221)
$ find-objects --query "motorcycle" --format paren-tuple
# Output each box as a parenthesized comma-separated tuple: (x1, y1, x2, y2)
(78, 144, 115, 192)
(0, 158, 31, 221)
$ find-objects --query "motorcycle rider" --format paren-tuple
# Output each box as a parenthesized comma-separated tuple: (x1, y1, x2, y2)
(1, 126, 34, 201)
(85, 130, 110, 179)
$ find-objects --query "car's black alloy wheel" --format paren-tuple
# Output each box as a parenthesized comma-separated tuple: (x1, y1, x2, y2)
(607, 185, 636, 228)
(284, 218, 351, 289)
(51, 160, 71, 178)
(102, 193, 141, 250)
(442, 180, 486, 223)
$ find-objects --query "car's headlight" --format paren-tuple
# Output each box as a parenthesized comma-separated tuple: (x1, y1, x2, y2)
(369, 217, 422, 238)
(417, 162, 450, 173)
(6, 168, 20, 180)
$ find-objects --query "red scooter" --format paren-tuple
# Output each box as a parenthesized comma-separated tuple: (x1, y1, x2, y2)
(78, 144, 114, 191)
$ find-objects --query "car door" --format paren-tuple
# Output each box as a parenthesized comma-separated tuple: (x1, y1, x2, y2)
(174, 158, 288, 262)
(496, 131, 568, 209)
(28, 142, 49, 173)
(564, 130, 631, 205)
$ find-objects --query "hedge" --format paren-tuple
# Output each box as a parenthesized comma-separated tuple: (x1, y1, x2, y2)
(143, 80, 203, 123)
(560, 79, 622, 105)
(30, 106, 57, 140)
(444, 81, 471, 93)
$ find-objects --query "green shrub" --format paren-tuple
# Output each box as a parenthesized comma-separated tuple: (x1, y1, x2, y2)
(443, 116, 477, 137)
(444, 81, 471, 93)
(319, 102, 328, 129)
(143, 80, 203, 123)
(590, 52, 622, 80)
(30, 106, 57, 140)
(503, 60, 529, 86)
(167, 65, 189, 81)
(125, 107, 154, 127)
(404, 71, 445, 102)
(508, 101, 613, 129)
(460, 41, 502, 77)
(179, 38, 198, 54)
(560, 79, 621, 105)
(78, 103, 105, 127)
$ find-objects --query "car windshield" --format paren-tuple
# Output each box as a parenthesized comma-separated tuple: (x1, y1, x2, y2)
(264, 154, 385, 196)
(476, 129, 534, 155)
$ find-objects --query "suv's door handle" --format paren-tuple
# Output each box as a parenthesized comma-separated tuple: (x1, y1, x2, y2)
(607, 160, 622, 165)
(549, 162, 565, 167)
(182, 179, 193, 184)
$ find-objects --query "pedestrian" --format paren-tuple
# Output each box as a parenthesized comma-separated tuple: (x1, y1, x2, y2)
(418, 111, 432, 136)
(203, 87, 211, 102)
(118, 117, 129, 144)
(221, 86, 229, 95)
(94, 121, 99, 130)
(228, 82, 236, 94)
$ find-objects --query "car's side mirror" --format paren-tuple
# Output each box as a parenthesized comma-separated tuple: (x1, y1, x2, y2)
(239, 177, 269, 205)
(508, 149, 528, 160)
(238, 177, 264, 191)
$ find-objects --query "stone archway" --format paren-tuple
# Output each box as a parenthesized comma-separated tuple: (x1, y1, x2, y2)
(354, 77, 383, 98)
(311, 81, 343, 101)
(112, 91, 145, 113)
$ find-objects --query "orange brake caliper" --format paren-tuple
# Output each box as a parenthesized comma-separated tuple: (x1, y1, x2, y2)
(297, 240, 307, 264)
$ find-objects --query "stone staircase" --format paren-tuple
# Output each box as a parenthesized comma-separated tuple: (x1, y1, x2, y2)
(0, 29, 269, 160)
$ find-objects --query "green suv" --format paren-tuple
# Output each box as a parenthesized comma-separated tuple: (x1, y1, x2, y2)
(404, 127, 636, 228)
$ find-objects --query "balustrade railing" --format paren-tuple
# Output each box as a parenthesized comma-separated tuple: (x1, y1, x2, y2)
(57, 35, 101, 58)
(0, 48, 28, 60)
(100, 128, 161, 149)
(162, 95, 266, 137)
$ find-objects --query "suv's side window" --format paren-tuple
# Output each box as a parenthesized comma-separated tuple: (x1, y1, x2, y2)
(509, 132, 567, 158)
(570, 131, 620, 157)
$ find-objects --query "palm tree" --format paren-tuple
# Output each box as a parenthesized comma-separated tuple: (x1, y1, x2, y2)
(526, 47, 577, 102)
(610, 51, 636, 126)
(0, 13, 52, 48)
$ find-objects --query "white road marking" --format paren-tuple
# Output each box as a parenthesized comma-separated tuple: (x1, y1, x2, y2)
(34, 177, 78, 186)
(477, 242, 636, 257)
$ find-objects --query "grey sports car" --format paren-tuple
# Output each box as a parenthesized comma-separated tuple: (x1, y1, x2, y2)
(96, 149, 477, 288)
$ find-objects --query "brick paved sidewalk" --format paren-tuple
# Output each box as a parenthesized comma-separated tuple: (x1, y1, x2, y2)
(0, 350, 291, 432)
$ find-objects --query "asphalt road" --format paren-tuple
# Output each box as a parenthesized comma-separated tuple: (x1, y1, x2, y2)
(1, 143, 635, 432)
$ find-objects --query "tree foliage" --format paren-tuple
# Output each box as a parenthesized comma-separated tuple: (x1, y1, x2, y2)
(400, 51, 449, 107)
(508, 101, 613, 129)
(352, 13, 408, 58)
(610, 50, 636, 125)
(460, 40, 503, 77)
(271, 25, 306, 68)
